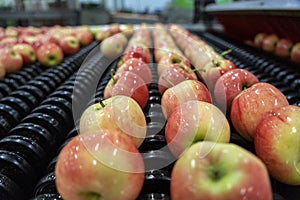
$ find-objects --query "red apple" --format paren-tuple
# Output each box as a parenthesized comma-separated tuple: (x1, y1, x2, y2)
(116, 57, 152, 85)
(255, 105, 300, 185)
(199, 58, 237, 92)
(12, 43, 36, 64)
(55, 129, 145, 200)
(290, 42, 300, 64)
(231, 82, 289, 141)
(122, 45, 151, 64)
(59, 35, 80, 55)
(79, 95, 147, 148)
(262, 34, 279, 52)
(254, 32, 268, 48)
(36, 43, 64, 67)
(165, 100, 230, 157)
(0, 62, 6, 79)
(157, 52, 191, 77)
(161, 80, 212, 119)
(275, 38, 293, 57)
(158, 63, 198, 95)
(214, 68, 259, 111)
(171, 141, 272, 200)
(108, 23, 121, 35)
(104, 71, 149, 108)
(0, 47, 23, 73)
(76, 30, 93, 46)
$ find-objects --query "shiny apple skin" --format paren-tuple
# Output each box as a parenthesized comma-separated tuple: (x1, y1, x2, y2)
(171, 141, 272, 200)
(231, 82, 289, 141)
(275, 38, 293, 58)
(158, 63, 198, 95)
(214, 69, 259, 111)
(117, 58, 152, 85)
(262, 34, 279, 52)
(55, 130, 145, 200)
(161, 80, 212, 119)
(36, 43, 63, 67)
(123, 45, 151, 64)
(0, 47, 23, 73)
(165, 100, 230, 157)
(59, 35, 80, 55)
(12, 43, 36, 64)
(255, 105, 300, 185)
(79, 95, 147, 148)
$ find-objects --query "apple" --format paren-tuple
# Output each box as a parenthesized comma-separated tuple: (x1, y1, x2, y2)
(231, 82, 289, 141)
(100, 36, 126, 59)
(108, 23, 121, 35)
(121, 24, 134, 38)
(157, 52, 191, 77)
(158, 63, 198, 95)
(12, 43, 36, 64)
(116, 57, 152, 85)
(95, 29, 111, 42)
(275, 38, 293, 57)
(290, 42, 300, 64)
(161, 80, 212, 119)
(122, 45, 151, 64)
(36, 43, 64, 67)
(55, 129, 145, 200)
(254, 32, 268, 48)
(0, 62, 6, 80)
(76, 30, 93, 46)
(0, 47, 23, 73)
(104, 71, 149, 108)
(170, 141, 272, 200)
(214, 68, 259, 112)
(198, 58, 237, 91)
(59, 35, 80, 55)
(255, 105, 300, 185)
(262, 34, 279, 52)
(79, 95, 147, 148)
(165, 100, 230, 157)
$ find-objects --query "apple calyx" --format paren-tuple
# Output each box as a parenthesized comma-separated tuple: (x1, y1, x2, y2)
(208, 166, 225, 182)
(171, 57, 182, 64)
(79, 191, 102, 200)
(162, 76, 175, 87)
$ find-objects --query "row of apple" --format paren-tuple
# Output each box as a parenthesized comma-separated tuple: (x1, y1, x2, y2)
(248, 32, 300, 64)
(0, 25, 95, 80)
(167, 24, 300, 187)
(55, 24, 154, 200)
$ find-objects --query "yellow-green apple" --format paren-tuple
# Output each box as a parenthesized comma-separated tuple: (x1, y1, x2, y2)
(170, 141, 272, 200)
(255, 105, 300, 185)
(100, 35, 126, 59)
(214, 69, 259, 112)
(95, 29, 111, 42)
(254, 32, 268, 48)
(165, 100, 230, 157)
(116, 57, 152, 85)
(79, 95, 147, 148)
(59, 35, 80, 55)
(231, 82, 289, 141)
(290, 42, 300, 64)
(121, 24, 134, 38)
(275, 38, 293, 58)
(0, 47, 23, 73)
(36, 43, 64, 67)
(76, 30, 93, 46)
(158, 63, 198, 95)
(157, 52, 191, 77)
(161, 80, 212, 119)
(12, 43, 36, 64)
(5, 27, 18, 38)
(262, 34, 279, 52)
(104, 71, 149, 108)
(55, 129, 145, 200)
(198, 58, 237, 91)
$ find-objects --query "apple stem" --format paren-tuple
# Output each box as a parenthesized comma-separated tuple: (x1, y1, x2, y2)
(192, 68, 206, 72)
(220, 49, 232, 57)
(98, 98, 106, 108)
(110, 69, 117, 84)
(162, 76, 175, 87)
